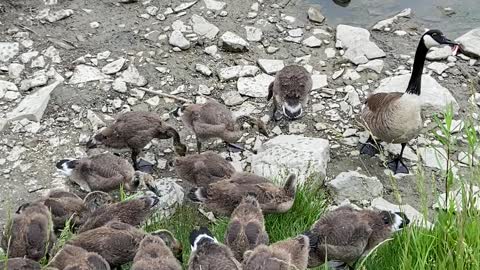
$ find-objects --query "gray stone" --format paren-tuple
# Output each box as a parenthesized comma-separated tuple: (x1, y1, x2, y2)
(257, 59, 284, 75)
(221, 91, 245, 106)
(427, 62, 449, 74)
(169, 30, 191, 50)
(6, 81, 61, 122)
(245, 26, 263, 42)
(325, 48, 336, 58)
(417, 146, 448, 170)
(426, 46, 453, 61)
(372, 8, 411, 31)
(46, 9, 74, 22)
(307, 7, 325, 23)
(374, 74, 458, 115)
(101, 58, 126, 75)
(86, 110, 105, 130)
(19, 51, 39, 64)
(0, 42, 20, 62)
(251, 135, 330, 184)
(371, 197, 432, 228)
(8, 63, 24, 79)
(356, 59, 384, 74)
(198, 85, 211, 95)
(172, 20, 186, 32)
(342, 69, 361, 81)
(288, 28, 304, 38)
(43, 46, 61, 63)
(146, 6, 159, 16)
(69, 65, 108, 84)
(433, 186, 480, 212)
(0, 119, 7, 132)
(20, 73, 49, 91)
(455, 28, 480, 58)
(284, 36, 303, 44)
(302, 36, 322, 48)
(219, 31, 249, 52)
(288, 123, 307, 134)
(237, 73, 274, 98)
(311, 74, 328, 90)
(195, 64, 212, 76)
(173, 1, 197, 12)
(144, 30, 162, 41)
(144, 177, 184, 218)
(327, 171, 383, 203)
(119, 65, 148, 87)
(112, 79, 127, 93)
(0, 80, 18, 99)
(31, 56, 45, 68)
(218, 65, 259, 81)
(191, 15, 219, 40)
(336, 25, 385, 63)
(203, 0, 226, 10)
(4, 91, 20, 101)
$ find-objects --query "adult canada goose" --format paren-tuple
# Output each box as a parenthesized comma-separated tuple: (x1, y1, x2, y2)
(179, 98, 268, 153)
(175, 151, 236, 186)
(303, 206, 409, 268)
(0, 258, 42, 270)
(189, 173, 297, 216)
(1, 202, 56, 261)
(85, 111, 187, 170)
(359, 29, 458, 174)
(267, 65, 312, 121)
(225, 195, 269, 261)
(242, 235, 310, 270)
(188, 227, 242, 270)
(68, 221, 145, 268)
(56, 152, 143, 193)
(77, 195, 160, 233)
(49, 244, 110, 270)
(132, 233, 182, 270)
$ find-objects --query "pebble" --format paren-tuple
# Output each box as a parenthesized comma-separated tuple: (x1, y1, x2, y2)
(257, 59, 284, 75)
(220, 31, 249, 52)
(203, 0, 226, 11)
(307, 7, 325, 23)
(288, 123, 307, 134)
(325, 47, 336, 58)
(221, 91, 245, 106)
(288, 28, 303, 37)
(302, 36, 322, 47)
(195, 64, 212, 76)
(90, 22, 100, 28)
(101, 58, 126, 75)
(245, 26, 263, 42)
(169, 30, 191, 50)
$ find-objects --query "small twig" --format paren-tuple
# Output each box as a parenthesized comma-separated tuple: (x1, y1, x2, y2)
(138, 87, 193, 104)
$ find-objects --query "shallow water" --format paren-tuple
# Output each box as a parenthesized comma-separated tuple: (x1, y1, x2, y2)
(309, 0, 479, 37)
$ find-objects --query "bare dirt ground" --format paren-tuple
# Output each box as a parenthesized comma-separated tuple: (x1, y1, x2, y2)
(0, 0, 479, 228)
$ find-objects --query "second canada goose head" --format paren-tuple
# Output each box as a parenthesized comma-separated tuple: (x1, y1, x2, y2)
(421, 29, 458, 50)
(189, 227, 217, 251)
(150, 229, 184, 263)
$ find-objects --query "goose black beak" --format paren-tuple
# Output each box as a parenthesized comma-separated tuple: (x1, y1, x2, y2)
(442, 37, 458, 46)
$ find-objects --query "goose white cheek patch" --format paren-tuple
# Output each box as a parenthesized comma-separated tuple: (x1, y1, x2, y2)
(58, 163, 74, 176)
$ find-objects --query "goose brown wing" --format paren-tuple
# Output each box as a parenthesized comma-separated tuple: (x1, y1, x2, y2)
(364, 92, 403, 112)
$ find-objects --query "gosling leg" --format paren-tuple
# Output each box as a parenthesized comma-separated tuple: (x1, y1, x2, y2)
(131, 149, 140, 170)
(359, 136, 381, 156)
(196, 139, 202, 154)
(387, 143, 409, 174)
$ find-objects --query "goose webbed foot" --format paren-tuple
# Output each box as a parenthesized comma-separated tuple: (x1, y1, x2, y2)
(359, 137, 381, 156)
(136, 159, 154, 174)
(387, 157, 409, 174)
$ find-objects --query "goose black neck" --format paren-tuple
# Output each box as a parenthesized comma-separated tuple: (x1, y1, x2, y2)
(406, 37, 428, 95)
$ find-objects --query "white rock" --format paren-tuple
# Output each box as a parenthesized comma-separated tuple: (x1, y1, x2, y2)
(312, 28, 332, 37)
(19, 51, 39, 64)
(288, 28, 303, 38)
(336, 25, 385, 63)
(146, 6, 159, 16)
(218, 65, 259, 81)
(101, 58, 126, 75)
(370, 197, 432, 228)
(426, 46, 453, 60)
(172, 20, 186, 32)
(342, 69, 361, 81)
(356, 59, 384, 74)
(31, 56, 45, 68)
(169, 30, 191, 50)
(251, 135, 330, 184)
(191, 15, 219, 40)
(0, 119, 7, 132)
(0, 80, 18, 99)
(307, 7, 325, 23)
(394, 30, 407, 36)
(90, 22, 100, 28)
(146, 96, 160, 107)
(311, 74, 328, 90)
(119, 65, 147, 87)
(8, 63, 24, 78)
(327, 171, 383, 203)
(325, 47, 336, 58)
(195, 64, 212, 76)
(4, 91, 20, 101)
(6, 81, 60, 122)
(455, 28, 480, 58)
(86, 110, 105, 130)
(288, 123, 307, 134)
(372, 8, 411, 30)
(345, 90, 361, 107)
(203, 0, 226, 11)
(112, 79, 127, 93)
(20, 73, 49, 91)
(220, 31, 249, 52)
(237, 73, 275, 98)
(433, 186, 480, 212)
(302, 36, 322, 47)
(43, 46, 61, 63)
(46, 9, 74, 22)
(69, 65, 108, 84)
(221, 91, 245, 106)
(427, 62, 449, 74)
(257, 59, 284, 75)
(374, 74, 458, 115)
(7, 146, 26, 162)
(245, 26, 263, 42)
(173, 1, 197, 12)
(284, 36, 303, 44)
(417, 146, 448, 170)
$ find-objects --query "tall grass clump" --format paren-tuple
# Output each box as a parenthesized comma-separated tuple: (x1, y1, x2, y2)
(144, 178, 327, 267)
(361, 105, 480, 270)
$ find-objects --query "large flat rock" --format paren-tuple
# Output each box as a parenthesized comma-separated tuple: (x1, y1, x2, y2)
(69, 65, 108, 84)
(327, 171, 383, 203)
(237, 73, 274, 98)
(373, 74, 458, 115)
(251, 135, 330, 184)
(456, 28, 480, 58)
(191, 14, 219, 40)
(336, 24, 385, 64)
(6, 81, 61, 122)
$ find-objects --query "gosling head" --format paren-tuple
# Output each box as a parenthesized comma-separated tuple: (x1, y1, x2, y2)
(174, 142, 187, 157)
(422, 29, 458, 50)
(86, 127, 113, 149)
(283, 98, 304, 120)
(380, 211, 410, 232)
(55, 159, 78, 176)
(189, 227, 217, 252)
